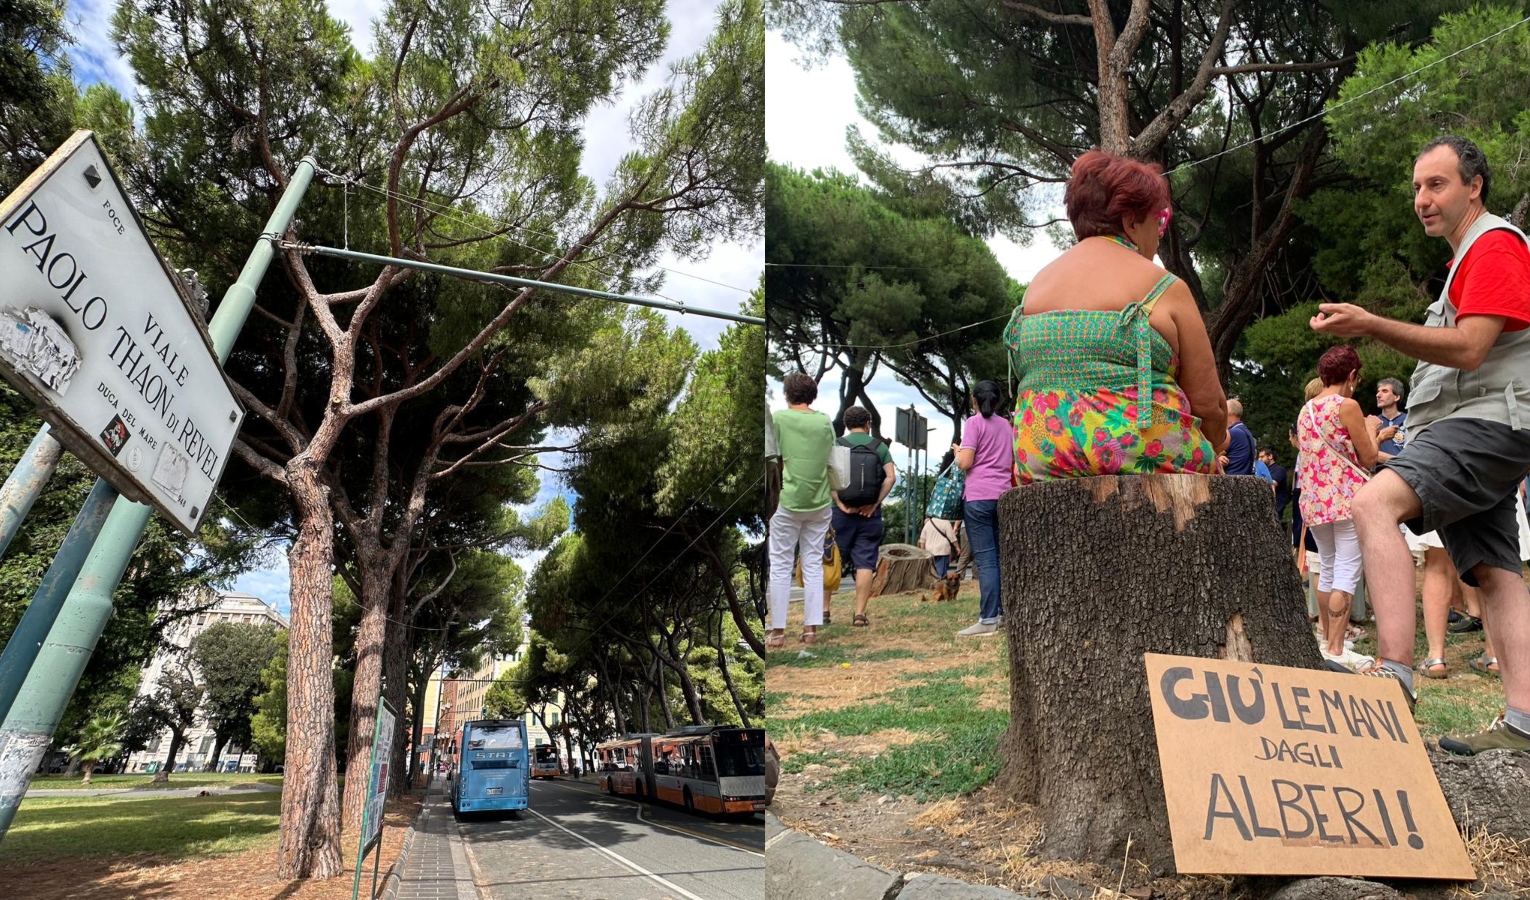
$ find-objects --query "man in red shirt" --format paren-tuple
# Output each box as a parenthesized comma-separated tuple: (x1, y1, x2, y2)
(1311, 135, 1530, 754)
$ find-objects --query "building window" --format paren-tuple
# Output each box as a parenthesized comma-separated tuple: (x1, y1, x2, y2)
(194, 614, 207, 625)
(549, 712, 560, 726)
(199, 736, 215, 755)
(147, 735, 162, 752)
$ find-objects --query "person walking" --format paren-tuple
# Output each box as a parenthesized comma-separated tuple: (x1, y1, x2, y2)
(1296, 345, 1381, 672)
(1312, 135, 1530, 752)
(767, 373, 834, 648)
(954, 381, 1015, 637)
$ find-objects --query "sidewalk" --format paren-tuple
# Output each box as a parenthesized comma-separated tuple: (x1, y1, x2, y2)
(387, 777, 476, 900)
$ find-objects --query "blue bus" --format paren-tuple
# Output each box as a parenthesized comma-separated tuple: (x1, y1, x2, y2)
(452, 719, 529, 817)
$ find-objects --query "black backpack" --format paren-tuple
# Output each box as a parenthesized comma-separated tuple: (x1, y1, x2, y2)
(836, 436, 886, 507)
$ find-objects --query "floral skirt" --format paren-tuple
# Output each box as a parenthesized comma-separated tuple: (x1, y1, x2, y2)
(1013, 386, 1215, 484)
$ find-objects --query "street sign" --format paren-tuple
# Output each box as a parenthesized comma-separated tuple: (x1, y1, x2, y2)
(895, 406, 927, 449)
(353, 697, 396, 900)
(0, 131, 243, 535)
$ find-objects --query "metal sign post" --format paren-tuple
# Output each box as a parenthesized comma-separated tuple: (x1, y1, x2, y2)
(0, 151, 317, 843)
(352, 697, 396, 900)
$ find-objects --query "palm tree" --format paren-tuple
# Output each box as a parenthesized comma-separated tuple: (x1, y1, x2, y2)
(73, 713, 126, 786)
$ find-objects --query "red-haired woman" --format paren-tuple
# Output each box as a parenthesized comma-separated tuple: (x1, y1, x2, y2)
(1005, 150, 1228, 481)
(1296, 345, 1381, 671)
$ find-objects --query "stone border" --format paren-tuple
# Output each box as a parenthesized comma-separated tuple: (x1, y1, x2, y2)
(765, 812, 1042, 900)
(379, 781, 434, 900)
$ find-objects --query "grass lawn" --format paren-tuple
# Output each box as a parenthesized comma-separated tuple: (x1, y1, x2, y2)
(0, 792, 281, 866)
(27, 773, 284, 791)
(769, 580, 1513, 804)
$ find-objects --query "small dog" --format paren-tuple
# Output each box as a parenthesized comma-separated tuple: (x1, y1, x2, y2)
(923, 570, 964, 603)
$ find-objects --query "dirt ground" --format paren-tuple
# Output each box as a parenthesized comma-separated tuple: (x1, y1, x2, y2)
(0, 792, 422, 900)
(769, 582, 1530, 900)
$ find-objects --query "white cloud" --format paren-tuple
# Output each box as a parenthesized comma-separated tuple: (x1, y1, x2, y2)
(232, 553, 291, 617)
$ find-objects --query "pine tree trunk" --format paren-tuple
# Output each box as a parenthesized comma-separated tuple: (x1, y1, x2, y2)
(870, 544, 937, 596)
(277, 463, 343, 879)
(153, 731, 184, 783)
(206, 734, 228, 772)
(341, 584, 389, 839)
(996, 474, 1321, 872)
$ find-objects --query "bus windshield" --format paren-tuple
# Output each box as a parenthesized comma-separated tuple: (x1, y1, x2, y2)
(466, 725, 523, 751)
(715, 743, 766, 778)
(533, 746, 558, 763)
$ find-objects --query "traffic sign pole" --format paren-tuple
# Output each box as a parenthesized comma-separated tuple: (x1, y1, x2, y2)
(0, 157, 317, 842)
(0, 425, 64, 561)
(0, 477, 117, 727)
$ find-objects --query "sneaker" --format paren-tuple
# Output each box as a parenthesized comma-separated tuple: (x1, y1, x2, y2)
(957, 622, 998, 637)
(1439, 714, 1530, 755)
(1322, 648, 1374, 673)
(1358, 664, 1417, 714)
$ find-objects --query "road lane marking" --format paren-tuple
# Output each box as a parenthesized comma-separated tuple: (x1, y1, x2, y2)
(536, 778, 764, 856)
(524, 807, 712, 900)
(634, 804, 765, 858)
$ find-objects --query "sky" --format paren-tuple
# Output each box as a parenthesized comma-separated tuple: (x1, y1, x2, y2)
(60, 0, 759, 613)
(764, 29, 1065, 477)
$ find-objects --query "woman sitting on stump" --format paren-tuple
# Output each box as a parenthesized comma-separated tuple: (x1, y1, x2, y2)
(1006, 150, 1227, 481)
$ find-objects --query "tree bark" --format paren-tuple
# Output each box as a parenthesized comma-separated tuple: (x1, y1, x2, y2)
(996, 474, 1321, 872)
(870, 544, 937, 596)
(341, 578, 389, 838)
(152, 730, 185, 784)
(206, 733, 229, 772)
(277, 463, 344, 880)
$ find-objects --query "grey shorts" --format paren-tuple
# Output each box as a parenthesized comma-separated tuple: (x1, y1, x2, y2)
(1385, 417, 1530, 585)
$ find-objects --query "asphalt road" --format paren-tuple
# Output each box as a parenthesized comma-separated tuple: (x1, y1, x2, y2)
(456, 776, 764, 900)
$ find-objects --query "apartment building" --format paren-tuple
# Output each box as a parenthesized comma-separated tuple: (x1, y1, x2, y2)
(125, 591, 289, 774)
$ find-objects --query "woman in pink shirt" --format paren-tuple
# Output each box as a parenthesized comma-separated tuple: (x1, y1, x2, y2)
(1296, 345, 1380, 671)
(955, 381, 1016, 637)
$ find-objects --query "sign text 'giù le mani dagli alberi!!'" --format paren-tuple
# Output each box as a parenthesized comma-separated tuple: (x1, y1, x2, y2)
(1145, 653, 1474, 881)
(0, 131, 242, 534)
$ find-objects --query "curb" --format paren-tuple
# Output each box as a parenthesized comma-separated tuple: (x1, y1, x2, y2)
(765, 812, 1042, 900)
(379, 781, 434, 900)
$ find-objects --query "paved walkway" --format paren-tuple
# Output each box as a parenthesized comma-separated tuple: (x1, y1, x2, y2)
(391, 779, 475, 900)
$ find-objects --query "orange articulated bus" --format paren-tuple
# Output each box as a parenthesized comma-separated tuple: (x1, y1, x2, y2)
(597, 726, 766, 816)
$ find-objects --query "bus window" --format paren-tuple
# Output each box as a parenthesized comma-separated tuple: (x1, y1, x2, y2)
(698, 744, 717, 781)
(467, 724, 524, 751)
(716, 742, 766, 778)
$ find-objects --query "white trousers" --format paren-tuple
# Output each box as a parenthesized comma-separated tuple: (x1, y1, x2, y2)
(767, 505, 832, 630)
(1311, 519, 1361, 595)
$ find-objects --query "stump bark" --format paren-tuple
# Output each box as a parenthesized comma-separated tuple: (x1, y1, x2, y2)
(996, 474, 1323, 872)
(871, 543, 937, 596)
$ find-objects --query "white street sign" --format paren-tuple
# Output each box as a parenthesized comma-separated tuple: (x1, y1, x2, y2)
(0, 131, 242, 534)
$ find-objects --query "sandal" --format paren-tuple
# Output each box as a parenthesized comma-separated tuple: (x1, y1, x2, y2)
(1420, 657, 1448, 679)
(800, 630, 817, 645)
(1449, 614, 1484, 634)
(823, 610, 831, 625)
(1470, 655, 1500, 677)
(766, 631, 786, 650)
(852, 614, 870, 627)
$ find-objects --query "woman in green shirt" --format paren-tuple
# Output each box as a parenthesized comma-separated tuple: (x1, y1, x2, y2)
(768, 373, 835, 647)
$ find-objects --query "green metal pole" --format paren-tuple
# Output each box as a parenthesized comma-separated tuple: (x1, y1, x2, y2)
(0, 425, 64, 561)
(0, 478, 118, 727)
(0, 158, 317, 841)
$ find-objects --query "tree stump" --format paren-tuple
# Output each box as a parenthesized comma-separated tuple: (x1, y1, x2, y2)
(996, 474, 1323, 872)
(871, 543, 936, 596)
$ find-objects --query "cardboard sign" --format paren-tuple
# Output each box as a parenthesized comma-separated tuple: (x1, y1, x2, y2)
(1145, 653, 1474, 880)
(0, 131, 243, 534)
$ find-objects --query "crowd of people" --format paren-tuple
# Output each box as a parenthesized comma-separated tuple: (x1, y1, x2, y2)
(768, 134, 1530, 756)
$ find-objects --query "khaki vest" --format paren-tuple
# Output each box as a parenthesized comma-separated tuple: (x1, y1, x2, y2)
(1405, 212, 1530, 440)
